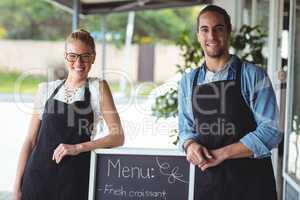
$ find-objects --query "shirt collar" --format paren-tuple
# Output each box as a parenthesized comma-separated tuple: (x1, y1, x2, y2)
(198, 54, 240, 80)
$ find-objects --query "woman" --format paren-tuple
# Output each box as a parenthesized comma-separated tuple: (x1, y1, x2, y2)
(13, 29, 124, 200)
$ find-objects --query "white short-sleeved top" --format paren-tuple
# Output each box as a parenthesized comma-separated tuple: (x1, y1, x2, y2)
(34, 77, 103, 136)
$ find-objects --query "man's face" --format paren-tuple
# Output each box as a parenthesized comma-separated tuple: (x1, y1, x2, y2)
(197, 11, 230, 58)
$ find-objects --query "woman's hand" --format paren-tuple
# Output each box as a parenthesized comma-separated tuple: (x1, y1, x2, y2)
(52, 143, 81, 164)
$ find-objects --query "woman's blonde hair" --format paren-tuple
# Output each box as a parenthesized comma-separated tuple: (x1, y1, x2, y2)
(65, 29, 96, 53)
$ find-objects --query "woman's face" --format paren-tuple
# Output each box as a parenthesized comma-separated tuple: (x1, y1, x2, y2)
(64, 40, 95, 81)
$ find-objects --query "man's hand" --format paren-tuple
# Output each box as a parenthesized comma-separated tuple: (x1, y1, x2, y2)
(200, 148, 227, 171)
(52, 143, 81, 164)
(186, 141, 213, 169)
(200, 142, 253, 170)
(186, 142, 252, 171)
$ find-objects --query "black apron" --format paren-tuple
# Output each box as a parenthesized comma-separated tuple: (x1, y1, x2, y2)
(192, 59, 277, 200)
(21, 80, 94, 200)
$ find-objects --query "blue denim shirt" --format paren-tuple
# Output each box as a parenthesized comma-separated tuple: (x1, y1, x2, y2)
(178, 55, 283, 158)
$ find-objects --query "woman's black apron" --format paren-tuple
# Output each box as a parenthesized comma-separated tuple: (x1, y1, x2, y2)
(21, 80, 94, 200)
(192, 59, 277, 200)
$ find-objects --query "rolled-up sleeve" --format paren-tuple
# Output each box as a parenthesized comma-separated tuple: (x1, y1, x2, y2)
(240, 65, 283, 158)
(178, 72, 200, 151)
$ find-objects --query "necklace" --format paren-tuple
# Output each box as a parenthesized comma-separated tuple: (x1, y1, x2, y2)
(64, 84, 79, 103)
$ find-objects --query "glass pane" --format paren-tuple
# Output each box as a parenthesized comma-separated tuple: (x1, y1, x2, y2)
(285, 181, 299, 200)
(242, 0, 270, 69)
(242, 0, 270, 30)
(287, 1, 300, 181)
(256, 0, 270, 69)
(256, 0, 270, 32)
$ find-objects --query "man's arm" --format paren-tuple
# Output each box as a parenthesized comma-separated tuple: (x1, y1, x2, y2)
(239, 65, 283, 158)
(178, 72, 200, 151)
(178, 71, 213, 166)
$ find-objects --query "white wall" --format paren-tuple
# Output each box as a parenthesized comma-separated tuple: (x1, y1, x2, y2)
(0, 40, 183, 83)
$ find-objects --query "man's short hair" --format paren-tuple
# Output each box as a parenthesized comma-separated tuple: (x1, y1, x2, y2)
(196, 5, 232, 33)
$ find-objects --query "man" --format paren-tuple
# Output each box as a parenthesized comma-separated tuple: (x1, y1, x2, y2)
(178, 5, 282, 200)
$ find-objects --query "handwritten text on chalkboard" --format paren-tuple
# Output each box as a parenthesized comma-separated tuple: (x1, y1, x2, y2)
(94, 154, 190, 200)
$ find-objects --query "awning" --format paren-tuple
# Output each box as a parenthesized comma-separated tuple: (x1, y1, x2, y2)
(48, 0, 209, 15)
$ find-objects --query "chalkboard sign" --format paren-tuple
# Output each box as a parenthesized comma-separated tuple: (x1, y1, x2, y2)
(88, 148, 195, 200)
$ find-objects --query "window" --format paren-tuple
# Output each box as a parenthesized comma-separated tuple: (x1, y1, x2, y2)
(287, 1, 300, 182)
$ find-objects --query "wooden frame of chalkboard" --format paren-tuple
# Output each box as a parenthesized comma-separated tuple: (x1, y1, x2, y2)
(88, 148, 195, 200)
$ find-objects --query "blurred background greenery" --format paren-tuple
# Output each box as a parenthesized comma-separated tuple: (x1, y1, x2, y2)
(0, 0, 198, 45)
(0, 0, 199, 95)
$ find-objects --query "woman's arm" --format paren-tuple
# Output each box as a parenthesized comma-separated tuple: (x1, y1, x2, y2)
(52, 80, 125, 164)
(78, 79, 125, 150)
(13, 111, 41, 198)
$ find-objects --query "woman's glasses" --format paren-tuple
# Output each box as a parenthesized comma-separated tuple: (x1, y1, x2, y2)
(65, 52, 94, 63)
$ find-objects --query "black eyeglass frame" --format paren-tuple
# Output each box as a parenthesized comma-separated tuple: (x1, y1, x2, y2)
(65, 52, 95, 63)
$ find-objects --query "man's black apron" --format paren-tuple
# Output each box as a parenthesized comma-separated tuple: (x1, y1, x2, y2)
(192, 59, 277, 200)
(21, 80, 94, 200)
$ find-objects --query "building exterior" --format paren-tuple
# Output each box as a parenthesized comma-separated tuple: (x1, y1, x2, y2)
(49, 0, 300, 199)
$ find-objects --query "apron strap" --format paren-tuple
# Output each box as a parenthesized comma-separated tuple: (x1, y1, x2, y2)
(83, 79, 94, 133)
(191, 67, 201, 98)
(83, 79, 91, 102)
(49, 80, 66, 100)
(235, 58, 243, 91)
